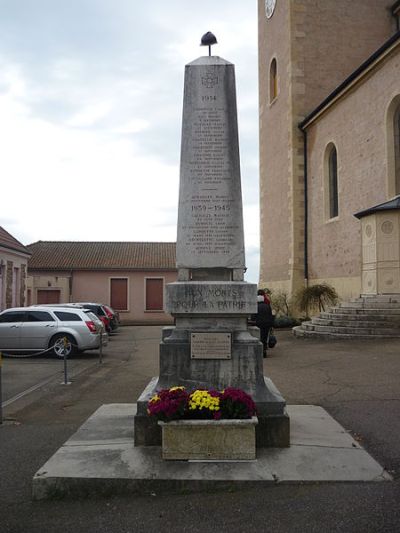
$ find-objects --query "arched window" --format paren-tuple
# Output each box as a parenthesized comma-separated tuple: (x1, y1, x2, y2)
(394, 104, 400, 195)
(269, 58, 277, 103)
(325, 144, 338, 219)
(386, 96, 400, 197)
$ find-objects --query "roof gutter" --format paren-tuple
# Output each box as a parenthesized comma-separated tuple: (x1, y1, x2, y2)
(0, 243, 31, 258)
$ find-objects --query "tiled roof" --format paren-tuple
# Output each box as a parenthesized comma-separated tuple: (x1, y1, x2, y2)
(0, 226, 31, 256)
(27, 241, 177, 270)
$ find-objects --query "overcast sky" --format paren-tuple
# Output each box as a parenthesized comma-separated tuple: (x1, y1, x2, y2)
(0, 0, 260, 282)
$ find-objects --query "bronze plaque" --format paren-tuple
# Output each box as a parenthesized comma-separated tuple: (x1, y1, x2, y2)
(191, 332, 232, 359)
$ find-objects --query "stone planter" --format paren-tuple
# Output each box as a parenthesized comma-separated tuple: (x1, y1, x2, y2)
(158, 417, 258, 460)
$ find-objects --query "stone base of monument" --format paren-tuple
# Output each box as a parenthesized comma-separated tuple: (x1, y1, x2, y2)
(32, 403, 391, 500)
(158, 417, 258, 460)
(134, 328, 290, 448)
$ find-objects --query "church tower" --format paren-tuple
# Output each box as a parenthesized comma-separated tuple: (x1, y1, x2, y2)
(258, 0, 394, 296)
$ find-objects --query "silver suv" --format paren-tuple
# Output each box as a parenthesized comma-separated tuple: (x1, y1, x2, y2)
(0, 306, 107, 357)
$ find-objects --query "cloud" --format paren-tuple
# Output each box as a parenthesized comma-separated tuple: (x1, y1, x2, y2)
(0, 0, 260, 282)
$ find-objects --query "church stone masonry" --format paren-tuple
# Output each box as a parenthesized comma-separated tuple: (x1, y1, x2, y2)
(258, 0, 397, 301)
(134, 53, 289, 448)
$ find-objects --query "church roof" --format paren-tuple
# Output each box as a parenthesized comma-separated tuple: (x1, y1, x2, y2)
(354, 196, 400, 219)
(300, 30, 400, 130)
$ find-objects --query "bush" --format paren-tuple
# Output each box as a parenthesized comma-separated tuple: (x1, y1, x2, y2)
(296, 283, 339, 315)
(273, 316, 300, 328)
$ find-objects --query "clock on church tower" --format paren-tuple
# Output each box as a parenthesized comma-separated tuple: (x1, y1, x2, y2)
(265, 0, 276, 18)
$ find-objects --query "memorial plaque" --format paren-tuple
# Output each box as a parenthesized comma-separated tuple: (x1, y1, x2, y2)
(191, 332, 232, 359)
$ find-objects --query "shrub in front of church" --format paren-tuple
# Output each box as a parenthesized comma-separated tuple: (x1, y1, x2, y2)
(296, 283, 339, 314)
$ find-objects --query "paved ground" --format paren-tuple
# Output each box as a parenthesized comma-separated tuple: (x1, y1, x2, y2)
(1, 326, 400, 533)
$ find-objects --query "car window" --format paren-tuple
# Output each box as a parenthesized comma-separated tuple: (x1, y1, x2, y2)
(54, 311, 82, 322)
(82, 304, 105, 316)
(85, 311, 99, 322)
(0, 311, 26, 323)
(27, 311, 55, 322)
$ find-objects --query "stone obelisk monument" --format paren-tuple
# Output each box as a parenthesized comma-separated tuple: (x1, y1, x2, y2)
(134, 36, 289, 447)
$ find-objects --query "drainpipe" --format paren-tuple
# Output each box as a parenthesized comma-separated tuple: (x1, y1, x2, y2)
(392, 2, 400, 31)
(300, 126, 309, 287)
(69, 270, 73, 302)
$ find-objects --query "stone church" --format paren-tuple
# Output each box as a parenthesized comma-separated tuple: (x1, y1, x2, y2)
(258, 0, 400, 302)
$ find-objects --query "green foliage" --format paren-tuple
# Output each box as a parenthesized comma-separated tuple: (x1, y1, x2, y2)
(273, 316, 300, 328)
(296, 283, 339, 314)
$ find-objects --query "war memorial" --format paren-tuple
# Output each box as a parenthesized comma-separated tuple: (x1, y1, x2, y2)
(133, 34, 289, 450)
(31, 37, 389, 498)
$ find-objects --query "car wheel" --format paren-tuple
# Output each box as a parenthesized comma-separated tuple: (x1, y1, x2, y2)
(51, 334, 76, 358)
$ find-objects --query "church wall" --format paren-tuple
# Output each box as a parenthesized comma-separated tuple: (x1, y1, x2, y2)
(306, 49, 400, 301)
(258, 0, 394, 298)
(258, 0, 292, 291)
(298, 0, 393, 116)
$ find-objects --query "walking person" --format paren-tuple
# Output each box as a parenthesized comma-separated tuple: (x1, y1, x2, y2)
(253, 290, 274, 358)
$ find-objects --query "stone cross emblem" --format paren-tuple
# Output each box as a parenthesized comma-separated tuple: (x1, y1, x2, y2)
(202, 71, 219, 88)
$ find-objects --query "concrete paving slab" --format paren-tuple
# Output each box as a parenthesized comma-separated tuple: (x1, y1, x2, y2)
(32, 403, 391, 500)
(286, 405, 362, 448)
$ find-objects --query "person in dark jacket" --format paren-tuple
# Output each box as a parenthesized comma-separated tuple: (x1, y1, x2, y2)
(253, 293, 274, 358)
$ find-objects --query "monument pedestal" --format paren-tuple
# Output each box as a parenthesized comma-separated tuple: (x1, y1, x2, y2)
(134, 292, 290, 448)
(135, 381, 290, 448)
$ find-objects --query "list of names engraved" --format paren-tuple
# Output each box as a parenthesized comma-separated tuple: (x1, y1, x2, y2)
(177, 61, 245, 268)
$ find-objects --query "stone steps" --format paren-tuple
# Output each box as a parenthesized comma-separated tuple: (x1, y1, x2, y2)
(312, 317, 400, 328)
(320, 312, 400, 322)
(327, 307, 400, 315)
(301, 321, 400, 336)
(338, 302, 400, 309)
(293, 294, 400, 339)
(350, 295, 400, 303)
(292, 325, 399, 340)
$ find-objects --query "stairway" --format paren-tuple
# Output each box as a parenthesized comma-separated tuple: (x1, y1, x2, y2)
(293, 294, 400, 339)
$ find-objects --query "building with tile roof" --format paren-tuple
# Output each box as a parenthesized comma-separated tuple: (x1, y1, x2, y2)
(0, 227, 31, 311)
(27, 241, 177, 324)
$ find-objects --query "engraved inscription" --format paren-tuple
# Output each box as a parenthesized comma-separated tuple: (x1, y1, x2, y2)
(181, 103, 240, 257)
(166, 282, 257, 315)
(176, 61, 245, 268)
(191, 332, 231, 359)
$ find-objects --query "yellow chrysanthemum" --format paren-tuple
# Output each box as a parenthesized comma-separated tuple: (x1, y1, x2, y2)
(169, 386, 185, 392)
(149, 394, 160, 404)
(188, 390, 220, 411)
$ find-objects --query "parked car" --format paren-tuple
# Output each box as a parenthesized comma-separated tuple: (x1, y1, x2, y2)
(0, 306, 107, 357)
(31, 303, 105, 331)
(102, 304, 120, 331)
(73, 303, 112, 333)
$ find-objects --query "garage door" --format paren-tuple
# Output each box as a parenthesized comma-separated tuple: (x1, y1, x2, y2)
(37, 290, 61, 304)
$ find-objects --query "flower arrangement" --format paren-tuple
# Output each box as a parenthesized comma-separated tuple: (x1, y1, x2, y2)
(147, 386, 256, 422)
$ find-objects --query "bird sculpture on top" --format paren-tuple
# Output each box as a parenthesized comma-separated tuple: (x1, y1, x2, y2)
(200, 31, 217, 56)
